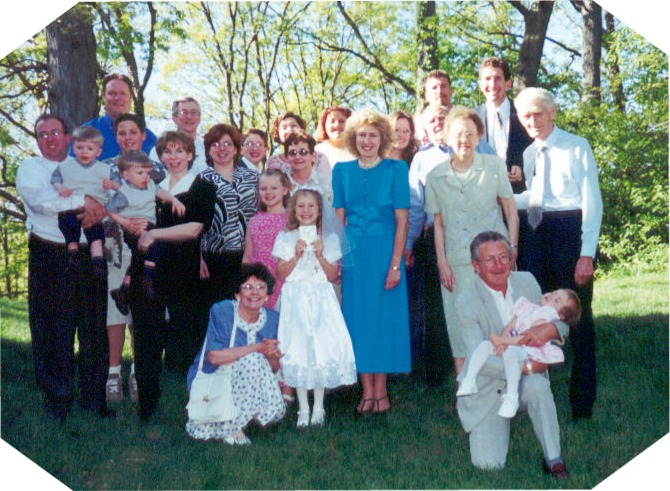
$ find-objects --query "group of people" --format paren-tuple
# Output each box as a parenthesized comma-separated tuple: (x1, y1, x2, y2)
(17, 56, 602, 479)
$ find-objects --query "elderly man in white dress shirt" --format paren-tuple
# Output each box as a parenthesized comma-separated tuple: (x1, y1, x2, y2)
(513, 87, 603, 422)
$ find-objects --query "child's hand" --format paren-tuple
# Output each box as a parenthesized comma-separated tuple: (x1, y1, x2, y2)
(103, 179, 119, 191)
(171, 198, 186, 217)
(313, 239, 324, 258)
(493, 344, 508, 356)
(59, 187, 72, 198)
(295, 239, 307, 259)
(199, 257, 210, 280)
(138, 230, 155, 252)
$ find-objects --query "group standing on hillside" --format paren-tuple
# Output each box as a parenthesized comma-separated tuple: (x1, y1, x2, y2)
(17, 56, 602, 479)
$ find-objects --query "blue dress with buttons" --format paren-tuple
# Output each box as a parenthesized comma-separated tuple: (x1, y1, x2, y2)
(332, 158, 411, 373)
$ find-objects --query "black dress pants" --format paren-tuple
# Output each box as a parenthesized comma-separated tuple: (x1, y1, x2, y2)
(28, 234, 109, 418)
(518, 210, 596, 419)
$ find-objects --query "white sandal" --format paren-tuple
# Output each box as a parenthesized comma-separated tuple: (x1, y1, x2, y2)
(223, 431, 251, 445)
(296, 410, 310, 428)
(310, 409, 325, 426)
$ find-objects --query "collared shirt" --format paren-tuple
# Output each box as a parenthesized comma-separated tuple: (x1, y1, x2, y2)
(150, 137, 208, 176)
(239, 156, 261, 174)
(407, 140, 497, 250)
(16, 156, 86, 243)
(484, 97, 511, 160)
(407, 143, 452, 249)
(288, 167, 333, 204)
(482, 278, 515, 325)
(514, 126, 603, 257)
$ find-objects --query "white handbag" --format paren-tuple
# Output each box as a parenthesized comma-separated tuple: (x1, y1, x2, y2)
(186, 324, 239, 424)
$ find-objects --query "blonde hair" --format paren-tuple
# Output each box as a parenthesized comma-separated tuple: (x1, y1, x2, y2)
(258, 169, 291, 211)
(342, 110, 393, 158)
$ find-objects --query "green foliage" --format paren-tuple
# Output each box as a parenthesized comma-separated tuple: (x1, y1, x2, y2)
(559, 26, 668, 273)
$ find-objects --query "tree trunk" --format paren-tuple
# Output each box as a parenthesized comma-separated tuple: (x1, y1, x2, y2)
(573, 0, 602, 104)
(45, 4, 99, 131)
(603, 11, 625, 112)
(511, 1, 554, 94)
(416, 1, 439, 108)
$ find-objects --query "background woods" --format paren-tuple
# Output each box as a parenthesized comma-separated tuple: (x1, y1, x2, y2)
(0, 0, 668, 297)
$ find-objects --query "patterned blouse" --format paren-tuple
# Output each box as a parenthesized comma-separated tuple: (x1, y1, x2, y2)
(199, 165, 259, 254)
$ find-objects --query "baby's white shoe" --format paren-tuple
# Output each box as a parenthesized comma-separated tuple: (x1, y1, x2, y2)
(456, 377, 478, 397)
(498, 393, 519, 418)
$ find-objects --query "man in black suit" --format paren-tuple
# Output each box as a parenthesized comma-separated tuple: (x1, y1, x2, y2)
(475, 56, 534, 264)
(475, 57, 533, 194)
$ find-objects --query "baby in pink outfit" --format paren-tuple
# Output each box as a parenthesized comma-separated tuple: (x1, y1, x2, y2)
(457, 288, 581, 418)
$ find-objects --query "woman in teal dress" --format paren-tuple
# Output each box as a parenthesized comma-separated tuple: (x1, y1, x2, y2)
(332, 110, 411, 414)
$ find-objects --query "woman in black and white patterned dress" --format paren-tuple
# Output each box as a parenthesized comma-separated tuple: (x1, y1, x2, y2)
(199, 124, 259, 308)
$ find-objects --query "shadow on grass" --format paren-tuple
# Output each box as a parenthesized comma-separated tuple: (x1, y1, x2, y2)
(1, 307, 668, 489)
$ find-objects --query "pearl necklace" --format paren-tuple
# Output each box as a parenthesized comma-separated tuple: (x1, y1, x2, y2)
(359, 156, 381, 169)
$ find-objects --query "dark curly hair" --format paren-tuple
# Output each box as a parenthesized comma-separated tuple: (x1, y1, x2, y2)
(238, 262, 276, 295)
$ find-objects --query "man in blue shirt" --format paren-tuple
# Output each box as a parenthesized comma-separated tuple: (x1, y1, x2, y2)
(77, 73, 157, 160)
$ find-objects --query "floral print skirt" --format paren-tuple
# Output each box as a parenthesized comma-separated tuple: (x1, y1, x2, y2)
(185, 352, 285, 440)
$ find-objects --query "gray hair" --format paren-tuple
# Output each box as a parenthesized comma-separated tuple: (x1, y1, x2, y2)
(470, 231, 513, 262)
(514, 87, 556, 113)
(171, 97, 201, 116)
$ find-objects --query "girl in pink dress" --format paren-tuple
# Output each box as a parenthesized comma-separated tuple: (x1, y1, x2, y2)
(242, 169, 291, 309)
(457, 288, 581, 418)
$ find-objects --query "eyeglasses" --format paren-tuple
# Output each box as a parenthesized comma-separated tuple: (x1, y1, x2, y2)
(288, 148, 311, 157)
(240, 283, 268, 292)
(178, 109, 200, 117)
(453, 132, 477, 140)
(37, 129, 64, 139)
(211, 140, 234, 148)
(244, 141, 265, 148)
(478, 253, 511, 267)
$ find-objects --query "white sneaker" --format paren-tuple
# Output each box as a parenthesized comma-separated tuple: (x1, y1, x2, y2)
(456, 377, 478, 397)
(105, 374, 124, 403)
(498, 393, 519, 418)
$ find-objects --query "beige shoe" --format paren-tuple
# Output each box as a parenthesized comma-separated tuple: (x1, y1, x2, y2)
(105, 374, 124, 403)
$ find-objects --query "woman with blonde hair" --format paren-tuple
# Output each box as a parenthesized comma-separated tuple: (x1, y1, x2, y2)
(332, 110, 411, 414)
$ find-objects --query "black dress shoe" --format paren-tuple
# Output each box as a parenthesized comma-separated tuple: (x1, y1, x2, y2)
(572, 408, 593, 422)
(96, 407, 117, 419)
(543, 461, 570, 479)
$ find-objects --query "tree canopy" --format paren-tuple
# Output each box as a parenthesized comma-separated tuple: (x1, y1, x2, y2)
(0, 1, 667, 296)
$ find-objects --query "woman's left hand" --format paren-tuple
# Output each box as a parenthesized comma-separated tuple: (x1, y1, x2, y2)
(138, 230, 155, 252)
(384, 266, 401, 290)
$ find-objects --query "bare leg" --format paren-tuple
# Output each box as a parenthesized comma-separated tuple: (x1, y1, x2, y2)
(358, 373, 375, 413)
(90, 239, 103, 258)
(373, 373, 390, 412)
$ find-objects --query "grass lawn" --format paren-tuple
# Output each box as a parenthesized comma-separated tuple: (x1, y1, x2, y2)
(1, 271, 668, 490)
